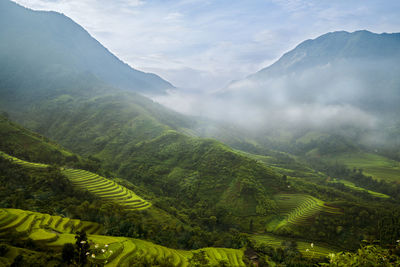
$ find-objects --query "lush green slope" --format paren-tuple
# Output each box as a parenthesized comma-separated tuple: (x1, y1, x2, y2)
(267, 194, 341, 233)
(251, 233, 336, 258)
(0, 115, 74, 164)
(0, 208, 246, 266)
(321, 152, 400, 183)
(0, 152, 152, 212)
(1, 89, 286, 229)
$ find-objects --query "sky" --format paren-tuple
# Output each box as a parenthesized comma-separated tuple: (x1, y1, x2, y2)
(12, 0, 400, 92)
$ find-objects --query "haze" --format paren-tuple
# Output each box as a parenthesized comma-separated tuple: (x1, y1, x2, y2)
(12, 0, 400, 92)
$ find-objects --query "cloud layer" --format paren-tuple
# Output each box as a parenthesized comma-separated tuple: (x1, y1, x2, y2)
(12, 0, 400, 92)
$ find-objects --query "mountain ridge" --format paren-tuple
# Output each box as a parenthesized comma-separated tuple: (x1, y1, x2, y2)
(0, 0, 173, 95)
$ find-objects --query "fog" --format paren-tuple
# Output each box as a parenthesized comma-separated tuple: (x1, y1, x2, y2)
(152, 59, 399, 134)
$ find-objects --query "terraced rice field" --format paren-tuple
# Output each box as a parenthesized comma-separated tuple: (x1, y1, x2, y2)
(0, 209, 245, 266)
(0, 208, 102, 239)
(269, 194, 341, 231)
(0, 151, 49, 168)
(61, 169, 151, 211)
(330, 179, 390, 198)
(323, 152, 400, 182)
(0, 151, 151, 211)
(251, 234, 336, 258)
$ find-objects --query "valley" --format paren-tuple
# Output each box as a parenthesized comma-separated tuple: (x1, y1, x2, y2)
(1, 0, 400, 266)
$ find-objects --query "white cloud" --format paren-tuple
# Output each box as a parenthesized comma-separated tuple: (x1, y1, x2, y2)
(11, 0, 400, 94)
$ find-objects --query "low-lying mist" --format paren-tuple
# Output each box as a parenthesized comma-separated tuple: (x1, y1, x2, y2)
(151, 56, 400, 153)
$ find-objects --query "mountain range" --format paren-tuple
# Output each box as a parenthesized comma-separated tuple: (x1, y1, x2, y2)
(218, 30, 400, 128)
(1, 0, 400, 266)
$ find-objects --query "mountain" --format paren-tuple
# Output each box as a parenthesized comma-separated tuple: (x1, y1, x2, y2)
(0, 0, 287, 234)
(0, 0, 173, 95)
(220, 30, 400, 124)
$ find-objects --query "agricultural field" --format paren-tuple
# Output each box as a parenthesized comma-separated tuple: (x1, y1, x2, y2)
(0, 152, 151, 211)
(267, 194, 341, 232)
(0, 208, 245, 266)
(61, 169, 151, 211)
(330, 179, 390, 199)
(251, 234, 336, 258)
(323, 152, 400, 182)
(0, 208, 103, 238)
(0, 151, 49, 168)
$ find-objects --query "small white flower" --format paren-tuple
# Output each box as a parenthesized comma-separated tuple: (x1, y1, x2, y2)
(95, 244, 99, 248)
(397, 240, 400, 243)
(110, 250, 113, 254)
(306, 249, 309, 252)
(91, 254, 96, 258)
(80, 240, 86, 244)
(311, 243, 314, 248)
(86, 252, 90, 255)
(101, 249, 106, 253)
(105, 244, 109, 247)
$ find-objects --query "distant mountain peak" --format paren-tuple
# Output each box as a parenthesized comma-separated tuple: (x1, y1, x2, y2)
(0, 0, 173, 95)
(254, 30, 400, 78)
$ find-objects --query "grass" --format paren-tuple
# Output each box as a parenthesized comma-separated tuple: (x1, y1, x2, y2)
(323, 152, 400, 182)
(251, 233, 337, 258)
(330, 179, 390, 198)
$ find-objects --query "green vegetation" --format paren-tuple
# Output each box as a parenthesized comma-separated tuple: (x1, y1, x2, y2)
(323, 152, 400, 182)
(0, 151, 151, 212)
(0, 208, 246, 266)
(0, 208, 102, 237)
(0, 151, 49, 168)
(251, 233, 336, 258)
(330, 179, 390, 198)
(62, 168, 151, 211)
(0, 115, 73, 165)
(321, 243, 400, 266)
(268, 194, 341, 232)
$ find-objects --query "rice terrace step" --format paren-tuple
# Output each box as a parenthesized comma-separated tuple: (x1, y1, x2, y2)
(0, 208, 246, 266)
(0, 151, 151, 212)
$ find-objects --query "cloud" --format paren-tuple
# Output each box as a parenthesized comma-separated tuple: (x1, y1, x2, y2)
(12, 0, 400, 94)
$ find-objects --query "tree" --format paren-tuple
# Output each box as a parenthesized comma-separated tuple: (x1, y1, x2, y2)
(188, 251, 210, 267)
(75, 230, 90, 266)
(62, 243, 75, 264)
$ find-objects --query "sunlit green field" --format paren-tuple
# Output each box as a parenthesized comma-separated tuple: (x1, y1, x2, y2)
(267, 194, 341, 232)
(324, 152, 400, 182)
(0, 208, 246, 266)
(330, 179, 390, 198)
(251, 233, 337, 258)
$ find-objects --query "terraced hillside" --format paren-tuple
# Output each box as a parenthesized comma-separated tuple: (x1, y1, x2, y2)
(251, 234, 336, 258)
(61, 169, 151, 211)
(0, 208, 102, 239)
(0, 151, 49, 168)
(0, 208, 245, 266)
(267, 194, 341, 231)
(0, 152, 151, 211)
(330, 179, 390, 199)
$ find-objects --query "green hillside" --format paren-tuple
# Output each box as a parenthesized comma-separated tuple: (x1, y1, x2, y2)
(0, 115, 74, 164)
(322, 152, 400, 182)
(267, 194, 342, 232)
(0, 152, 151, 212)
(0, 208, 246, 266)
